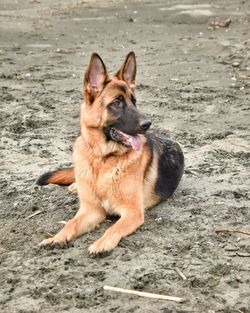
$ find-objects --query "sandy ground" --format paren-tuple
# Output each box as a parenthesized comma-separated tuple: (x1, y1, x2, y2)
(0, 0, 250, 312)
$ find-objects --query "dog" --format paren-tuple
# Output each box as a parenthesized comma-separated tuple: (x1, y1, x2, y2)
(37, 52, 184, 255)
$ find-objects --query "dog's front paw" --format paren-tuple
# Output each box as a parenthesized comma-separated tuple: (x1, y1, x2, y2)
(39, 234, 72, 249)
(88, 235, 119, 256)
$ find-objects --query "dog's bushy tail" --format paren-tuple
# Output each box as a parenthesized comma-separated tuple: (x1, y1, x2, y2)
(36, 167, 75, 186)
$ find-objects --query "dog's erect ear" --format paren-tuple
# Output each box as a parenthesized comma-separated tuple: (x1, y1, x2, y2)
(115, 51, 136, 91)
(84, 53, 108, 105)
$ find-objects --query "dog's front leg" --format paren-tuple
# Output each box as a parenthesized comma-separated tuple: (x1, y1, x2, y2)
(39, 183, 106, 248)
(88, 208, 144, 255)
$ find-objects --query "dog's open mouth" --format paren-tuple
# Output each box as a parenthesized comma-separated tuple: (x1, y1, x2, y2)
(110, 128, 141, 151)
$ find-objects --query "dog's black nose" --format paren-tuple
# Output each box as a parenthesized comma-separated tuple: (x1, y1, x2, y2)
(139, 119, 152, 131)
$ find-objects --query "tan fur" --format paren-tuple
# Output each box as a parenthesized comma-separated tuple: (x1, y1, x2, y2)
(39, 52, 160, 254)
(47, 168, 75, 186)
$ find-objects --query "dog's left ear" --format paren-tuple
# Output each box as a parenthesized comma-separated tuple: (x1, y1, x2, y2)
(115, 51, 136, 91)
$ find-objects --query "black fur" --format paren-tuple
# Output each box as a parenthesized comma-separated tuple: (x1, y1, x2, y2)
(144, 133, 154, 175)
(156, 136, 184, 199)
(36, 167, 74, 186)
(147, 132, 184, 199)
(145, 132, 154, 152)
(36, 171, 53, 186)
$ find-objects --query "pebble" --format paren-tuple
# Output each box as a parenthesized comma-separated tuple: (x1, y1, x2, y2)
(232, 62, 240, 67)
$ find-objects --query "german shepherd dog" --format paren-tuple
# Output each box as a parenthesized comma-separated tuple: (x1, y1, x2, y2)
(37, 52, 184, 255)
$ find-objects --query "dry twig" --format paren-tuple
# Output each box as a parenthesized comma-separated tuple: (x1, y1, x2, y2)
(215, 228, 250, 236)
(57, 221, 67, 225)
(103, 285, 185, 303)
(175, 267, 187, 280)
(25, 210, 42, 220)
(45, 232, 54, 237)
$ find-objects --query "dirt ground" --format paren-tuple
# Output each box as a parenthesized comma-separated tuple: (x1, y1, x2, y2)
(0, 0, 250, 312)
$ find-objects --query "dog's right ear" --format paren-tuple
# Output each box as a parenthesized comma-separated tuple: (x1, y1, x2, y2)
(84, 53, 108, 105)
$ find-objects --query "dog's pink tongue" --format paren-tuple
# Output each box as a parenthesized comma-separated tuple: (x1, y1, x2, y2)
(129, 135, 141, 151)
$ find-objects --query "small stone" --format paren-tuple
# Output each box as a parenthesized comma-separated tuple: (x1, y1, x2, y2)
(155, 217, 163, 222)
(232, 62, 240, 67)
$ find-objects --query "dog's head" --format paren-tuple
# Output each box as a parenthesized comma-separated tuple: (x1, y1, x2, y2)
(81, 52, 151, 151)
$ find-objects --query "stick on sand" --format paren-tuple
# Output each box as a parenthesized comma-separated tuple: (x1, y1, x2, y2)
(103, 285, 185, 303)
(175, 267, 187, 280)
(215, 228, 250, 236)
(25, 210, 42, 220)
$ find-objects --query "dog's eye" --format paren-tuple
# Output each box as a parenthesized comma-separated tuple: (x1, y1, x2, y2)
(111, 99, 123, 109)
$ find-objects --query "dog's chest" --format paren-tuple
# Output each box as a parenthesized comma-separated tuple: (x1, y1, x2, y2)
(95, 161, 125, 213)
(96, 162, 123, 195)
(100, 198, 115, 214)
(101, 199, 110, 211)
